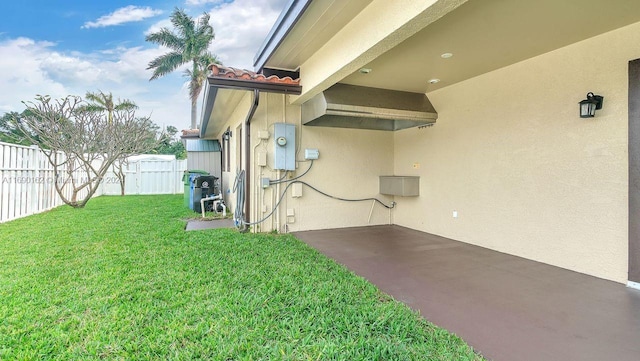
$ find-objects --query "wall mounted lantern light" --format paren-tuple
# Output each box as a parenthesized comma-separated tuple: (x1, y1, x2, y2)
(222, 130, 232, 140)
(579, 92, 604, 118)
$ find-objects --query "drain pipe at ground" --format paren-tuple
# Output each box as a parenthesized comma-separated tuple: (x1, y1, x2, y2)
(200, 194, 226, 218)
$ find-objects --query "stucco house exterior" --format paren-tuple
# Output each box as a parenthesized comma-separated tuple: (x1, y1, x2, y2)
(198, 0, 640, 287)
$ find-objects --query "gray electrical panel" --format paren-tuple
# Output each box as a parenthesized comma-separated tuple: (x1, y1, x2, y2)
(274, 123, 296, 170)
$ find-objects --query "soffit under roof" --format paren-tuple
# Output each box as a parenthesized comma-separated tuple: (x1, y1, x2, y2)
(263, 0, 640, 94)
(340, 0, 640, 93)
(263, 0, 373, 71)
(200, 87, 247, 139)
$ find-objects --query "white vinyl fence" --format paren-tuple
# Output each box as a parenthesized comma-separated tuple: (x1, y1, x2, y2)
(0, 141, 187, 223)
(101, 155, 187, 196)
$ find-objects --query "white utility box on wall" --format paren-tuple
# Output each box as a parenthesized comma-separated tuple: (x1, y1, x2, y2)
(304, 148, 319, 160)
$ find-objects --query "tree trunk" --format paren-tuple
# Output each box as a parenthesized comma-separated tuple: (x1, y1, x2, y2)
(112, 159, 127, 196)
(191, 99, 197, 130)
(117, 167, 125, 196)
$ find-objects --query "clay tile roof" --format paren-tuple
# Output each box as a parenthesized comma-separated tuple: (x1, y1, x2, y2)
(181, 129, 200, 138)
(209, 64, 300, 85)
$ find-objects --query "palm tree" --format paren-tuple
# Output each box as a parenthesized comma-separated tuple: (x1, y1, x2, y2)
(145, 8, 220, 130)
(83, 90, 138, 124)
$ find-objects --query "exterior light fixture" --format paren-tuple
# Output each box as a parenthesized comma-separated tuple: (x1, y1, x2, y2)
(428, 78, 440, 84)
(579, 92, 604, 118)
(441, 52, 453, 59)
(222, 130, 232, 140)
(359, 68, 372, 74)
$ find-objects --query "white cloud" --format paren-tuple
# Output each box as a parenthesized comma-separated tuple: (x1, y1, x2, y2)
(144, 19, 172, 36)
(41, 53, 104, 84)
(0, 36, 192, 131)
(82, 6, 163, 29)
(147, 0, 287, 70)
(1, 0, 291, 131)
(207, 0, 288, 69)
(185, 0, 224, 5)
(0, 38, 67, 112)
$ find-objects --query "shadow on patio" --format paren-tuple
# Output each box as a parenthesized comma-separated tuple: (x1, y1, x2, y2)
(294, 225, 640, 361)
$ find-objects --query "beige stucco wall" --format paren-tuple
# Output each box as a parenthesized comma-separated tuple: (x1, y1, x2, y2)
(393, 22, 640, 283)
(216, 91, 252, 216)
(210, 91, 394, 233)
(249, 93, 395, 233)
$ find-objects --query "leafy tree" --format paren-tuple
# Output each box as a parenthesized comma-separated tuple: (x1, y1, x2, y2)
(165, 125, 179, 137)
(153, 125, 186, 159)
(12, 95, 158, 208)
(145, 8, 220, 130)
(0, 111, 35, 145)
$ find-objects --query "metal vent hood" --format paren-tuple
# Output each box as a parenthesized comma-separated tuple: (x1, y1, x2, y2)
(302, 83, 437, 131)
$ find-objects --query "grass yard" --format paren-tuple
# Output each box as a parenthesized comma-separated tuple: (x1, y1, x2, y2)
(0, 195, 483, 360)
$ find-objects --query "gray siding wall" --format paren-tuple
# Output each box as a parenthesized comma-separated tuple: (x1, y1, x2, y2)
(187, 152, 221, 179)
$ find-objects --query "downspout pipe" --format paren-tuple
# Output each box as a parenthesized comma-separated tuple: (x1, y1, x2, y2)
(219, 141, 223, 195)
(244, 89, 260, 224)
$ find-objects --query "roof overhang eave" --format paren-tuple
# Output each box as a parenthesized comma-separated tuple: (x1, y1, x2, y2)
(252, 0, 312, 72)
(199, 77, 302, 139)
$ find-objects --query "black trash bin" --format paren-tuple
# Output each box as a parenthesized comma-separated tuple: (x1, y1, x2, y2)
(182, 170, 209, 209)
(193, 175, 219, 213)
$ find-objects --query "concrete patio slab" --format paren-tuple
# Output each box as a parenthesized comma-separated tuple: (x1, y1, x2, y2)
(185, 219, 234, 231)
(294, 225, 640, 361)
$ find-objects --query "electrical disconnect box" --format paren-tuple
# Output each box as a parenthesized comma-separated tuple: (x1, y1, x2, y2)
(292, 183, 303, 198)
(257, 151, 267, 167)
(304, 148, 319, 160)
(274, 123, 296, 170)
(258, 130, 270, 140)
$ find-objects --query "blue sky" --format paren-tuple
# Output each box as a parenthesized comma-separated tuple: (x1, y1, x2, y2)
(0, 0, 287, 131)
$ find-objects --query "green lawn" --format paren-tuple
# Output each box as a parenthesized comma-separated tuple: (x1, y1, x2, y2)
(0, 195, 483, 360)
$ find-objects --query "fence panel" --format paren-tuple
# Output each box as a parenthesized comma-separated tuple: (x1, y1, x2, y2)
(102, 156, 187, 196)
(0, 143, 67, 223)
(1, 141, 189, 223)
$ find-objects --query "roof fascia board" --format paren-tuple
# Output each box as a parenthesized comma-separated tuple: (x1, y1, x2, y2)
(208, 77, 302, 95)
(199, 83, 218, 138)
(253, 0, 312, 72)
(186, 139, 221, 152)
